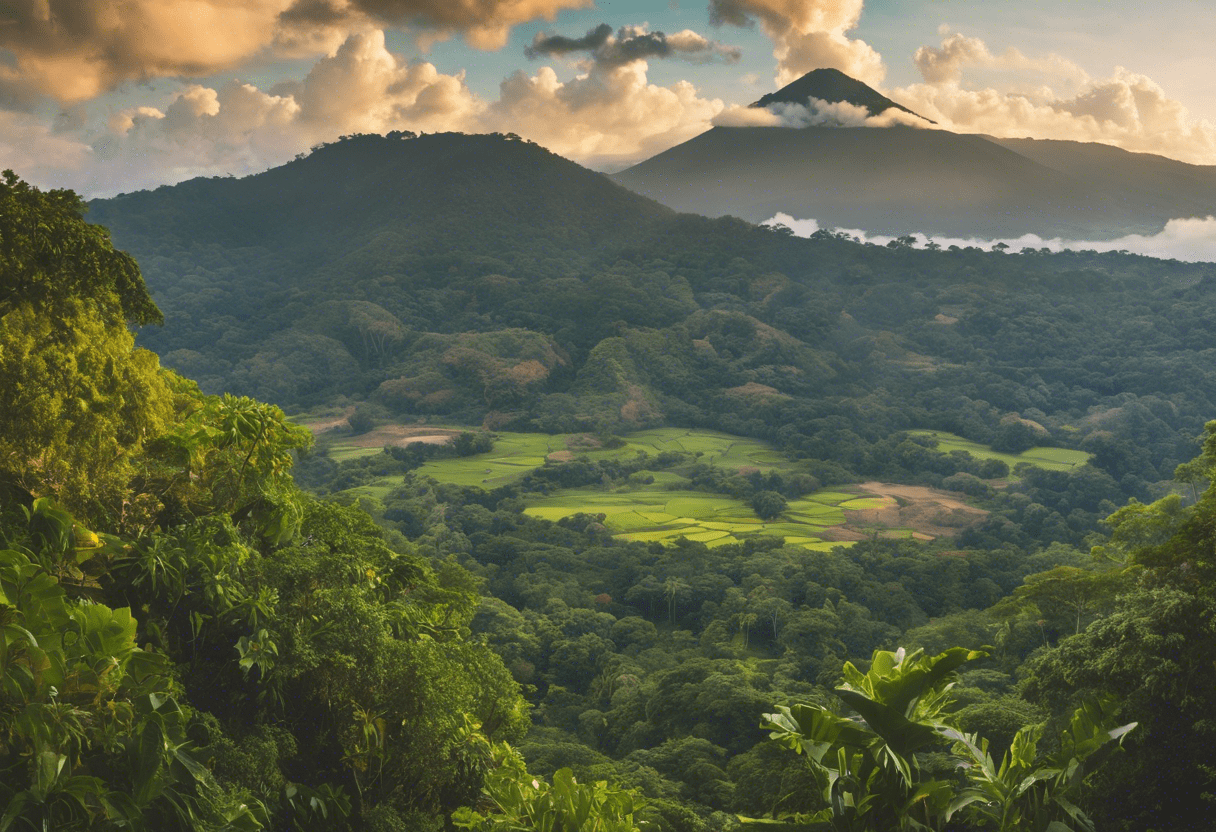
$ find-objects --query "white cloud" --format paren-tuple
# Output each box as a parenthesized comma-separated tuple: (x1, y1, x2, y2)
(487, 61, 723, 169)
(913, 32, 1088, 90)
(714, 95, 931, 128)
(0, 109, 92, 189)
(0, 0, 590, 102)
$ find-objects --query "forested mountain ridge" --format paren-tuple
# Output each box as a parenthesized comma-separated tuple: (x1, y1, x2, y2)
(90, 132, 1216, 499)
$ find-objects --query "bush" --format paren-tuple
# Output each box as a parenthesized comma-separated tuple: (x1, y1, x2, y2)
(349, 407, 376, 435)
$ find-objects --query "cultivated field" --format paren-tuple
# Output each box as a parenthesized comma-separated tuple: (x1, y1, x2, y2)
(524, 485, 866, 552)
(313, 426, 1040, 550)
(906, 430, 1090, 472)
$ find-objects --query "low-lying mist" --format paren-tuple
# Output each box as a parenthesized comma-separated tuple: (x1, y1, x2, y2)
(764, 212, 1216, 263)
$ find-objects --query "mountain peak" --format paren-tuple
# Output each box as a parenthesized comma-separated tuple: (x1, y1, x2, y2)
(751, 68, 930, 123)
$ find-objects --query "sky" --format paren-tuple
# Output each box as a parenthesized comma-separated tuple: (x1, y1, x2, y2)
(3, 0, 1216, 199)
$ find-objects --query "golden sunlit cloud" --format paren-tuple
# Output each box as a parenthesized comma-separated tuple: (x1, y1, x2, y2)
(709, 0, 884, 86)
(486, 61, 724, 169)
(714, 96, 930, 129)
(890, 33, 1216, 165)
(0, 0, 590, 102)
(62, 28, 725, 194)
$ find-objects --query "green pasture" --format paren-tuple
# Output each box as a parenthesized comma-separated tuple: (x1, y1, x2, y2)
(321, 426, 807, 488)
(414, 433, 564, 487)
(907, 430, 1090, 473)
(523, 485, 865, 552)
(321, 425, 937, 551)
(327, 445, 382, 462)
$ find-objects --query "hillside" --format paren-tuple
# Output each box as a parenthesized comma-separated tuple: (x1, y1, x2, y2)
(612, 125, 1096, 236)
(91, 131, 1216, 499)
(612, 72, 1216, 238)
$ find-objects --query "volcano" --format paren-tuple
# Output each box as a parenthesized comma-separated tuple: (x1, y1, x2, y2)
(613, 70, 1216, 239)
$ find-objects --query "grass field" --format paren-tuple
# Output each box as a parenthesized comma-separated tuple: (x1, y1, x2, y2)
(523, 484, 868, 552)
(414, 433, 565, 487)
(907, 430, 1090, 472)
(318, 425, 968, 551)
(338, 427, 807, 488)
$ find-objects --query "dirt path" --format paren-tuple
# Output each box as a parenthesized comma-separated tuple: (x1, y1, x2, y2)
(344, 425, 460, 448)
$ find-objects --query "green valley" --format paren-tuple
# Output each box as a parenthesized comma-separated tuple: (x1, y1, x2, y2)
(7, 129, 1216, 832)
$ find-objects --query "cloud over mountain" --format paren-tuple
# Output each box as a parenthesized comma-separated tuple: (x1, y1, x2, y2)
(714, 97, 928, 129)
(709, 0, 884, 85)
(57, 28, 723, 195)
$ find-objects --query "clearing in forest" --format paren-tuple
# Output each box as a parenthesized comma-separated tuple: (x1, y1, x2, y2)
(318, 425, 1014, 550)
(906, 430, 1090, 472)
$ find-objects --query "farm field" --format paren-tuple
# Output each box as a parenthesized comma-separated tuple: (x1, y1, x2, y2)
(524, 485, 870, 552)
(320, 427, 799, 486)
(317, 425, 1002, 549)
(906, 430, 1090, 472)
(420, 427, 794, 487)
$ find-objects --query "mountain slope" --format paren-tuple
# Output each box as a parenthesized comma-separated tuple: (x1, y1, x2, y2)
(612, 124, 1112, 237)
(94, 131, 672, 258)
(612, 72, 1216, 239)
(752, 67, 928, 122)
(986, 136, 1216, 222)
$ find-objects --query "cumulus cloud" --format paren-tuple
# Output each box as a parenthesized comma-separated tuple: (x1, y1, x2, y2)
(765, 212, 1216, 263)
(292, 0, 592, 50)
(889, 33, 1216, 165)
(6, 27, 723, 195)
(485, 60, 723, 169)
(0, 0, 589, 102)
(913, 32, 1088, 90)
(708, 0, 884, 86)
(714, 95, 931, 128)
(526, 23, 740, 68)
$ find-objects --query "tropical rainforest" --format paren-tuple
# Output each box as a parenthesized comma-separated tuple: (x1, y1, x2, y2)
(2, 131, 1215, 832)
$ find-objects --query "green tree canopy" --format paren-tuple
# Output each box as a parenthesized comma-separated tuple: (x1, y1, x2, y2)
(1, 170, 160, 326)
(0, 172, 174, 524)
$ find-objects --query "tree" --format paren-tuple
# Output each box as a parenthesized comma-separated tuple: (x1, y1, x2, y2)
(751, 491, 787, 520)
(0, 501, 259, 831)
(760, 647, 983, 831)
(946, 698, 1136, 832)
(1005, 564, 1127, 636)
(0, 172, 174, 526)
(0, 170, 160, 326)
(663, 577, 690, 624)
(1016, 421, 1216, 830)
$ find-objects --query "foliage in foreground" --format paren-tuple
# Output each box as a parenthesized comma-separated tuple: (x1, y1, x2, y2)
(757, 647, 1134, 832)
(453, 746, 652, 831)
(0, 171, 530, 830)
